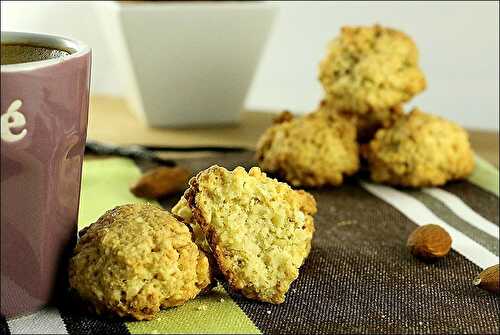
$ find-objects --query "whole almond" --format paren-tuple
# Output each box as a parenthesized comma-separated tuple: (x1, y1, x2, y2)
(473, 264, 499, 294)
(407, 224, 452, 260)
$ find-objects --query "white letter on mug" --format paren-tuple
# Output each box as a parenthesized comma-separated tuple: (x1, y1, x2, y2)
(1, 99, 27, 143)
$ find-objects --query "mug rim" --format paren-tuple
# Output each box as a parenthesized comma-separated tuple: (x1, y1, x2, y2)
(1, 31, 91, 72)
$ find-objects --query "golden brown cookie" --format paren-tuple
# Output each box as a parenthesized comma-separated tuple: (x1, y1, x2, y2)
(69, 203, 212, 320)
(130, 166, 190, 199)
(172, 197, 211, 255)
(182, 165, 316, 304)
(362, 108, 475, 187)
(172, 197, 223, 282)
(319, 25, 426, 114)
(339, 103, 405, 142)
(256, 104, 359, 187)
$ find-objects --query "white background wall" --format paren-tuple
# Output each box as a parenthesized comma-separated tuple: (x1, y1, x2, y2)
(1, 1, 498, 130)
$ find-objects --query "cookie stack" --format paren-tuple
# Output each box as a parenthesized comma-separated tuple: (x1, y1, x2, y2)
(69, 166, 317, 320)
(257, 24, 475, 188)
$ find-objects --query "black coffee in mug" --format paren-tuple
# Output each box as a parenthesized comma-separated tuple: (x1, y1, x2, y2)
(1, 43, 71, 65)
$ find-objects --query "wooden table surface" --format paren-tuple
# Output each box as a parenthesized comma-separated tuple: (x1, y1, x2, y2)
(88, 95, 499, 167)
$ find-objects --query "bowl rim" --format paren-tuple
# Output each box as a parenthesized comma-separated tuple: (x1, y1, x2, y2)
(101, 0, 277, 11)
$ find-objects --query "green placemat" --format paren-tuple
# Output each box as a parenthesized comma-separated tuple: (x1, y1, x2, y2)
(468, 155, 499, 196)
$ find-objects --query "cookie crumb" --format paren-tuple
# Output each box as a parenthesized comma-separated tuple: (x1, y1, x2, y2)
(337, 220, 356, 226)
(197, 304, 208, 311)
(273, 110, 294, 124)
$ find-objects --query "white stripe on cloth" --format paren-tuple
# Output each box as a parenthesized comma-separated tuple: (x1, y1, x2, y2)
(422, 187, 499, 239)
(361, 182, 498, 269)
(7, 307, 68, 335)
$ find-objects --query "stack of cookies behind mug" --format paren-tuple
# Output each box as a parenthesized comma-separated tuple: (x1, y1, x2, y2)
(257, 24, 475, 189)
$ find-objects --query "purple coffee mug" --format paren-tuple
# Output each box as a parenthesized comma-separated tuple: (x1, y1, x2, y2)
(1, 31, 91, 319)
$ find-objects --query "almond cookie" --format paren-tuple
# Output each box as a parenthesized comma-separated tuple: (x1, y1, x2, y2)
(69, 203, 212, 320)
(130, 166, 190, 199)
(182, 166, 316, 304)
(339, 104, 405, 142)
(362, 108, 475, 187)
(256, 104, 359, 187)
(319, 24, 426, 114)
(172, 197, 211, 254)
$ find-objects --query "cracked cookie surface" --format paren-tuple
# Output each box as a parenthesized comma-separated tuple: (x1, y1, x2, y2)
(256, 105, 359, 187)
(319, 25, 426, 115)
(362, 108, 475, 187)
(181, 166, 316, 304)
(69, 203, 212, 320)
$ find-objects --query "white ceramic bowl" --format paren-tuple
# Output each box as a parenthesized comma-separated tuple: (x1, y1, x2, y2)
(97, 1, 277, 128)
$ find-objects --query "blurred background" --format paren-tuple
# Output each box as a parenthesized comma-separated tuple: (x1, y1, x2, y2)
(1, 1, 498, 130)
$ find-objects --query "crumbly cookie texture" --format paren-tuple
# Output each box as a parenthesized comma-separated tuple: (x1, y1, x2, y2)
(172, 197, 223, 282)
(184, 166, 316, 304)
(340, 104, 405, 142)
(69, 203, 212, 320)
(256, 105, 359, 187)
(172, 197, 211, 255)
(319, 25, 426, 114)
(362, 108, 475, 187)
